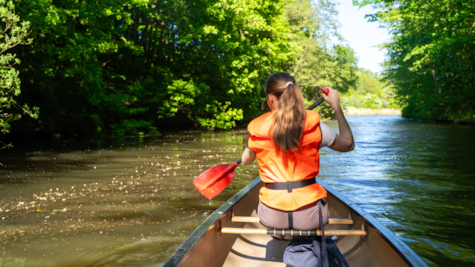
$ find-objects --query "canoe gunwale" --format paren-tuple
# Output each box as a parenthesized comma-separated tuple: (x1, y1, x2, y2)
(316, 177, 428, 267)
(163, 177, 261, 267)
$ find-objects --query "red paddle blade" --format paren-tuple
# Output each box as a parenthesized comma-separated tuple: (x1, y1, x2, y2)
(193, 162, 238, 199)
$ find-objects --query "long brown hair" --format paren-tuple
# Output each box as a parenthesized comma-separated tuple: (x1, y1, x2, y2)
(265, 72, 306, 152)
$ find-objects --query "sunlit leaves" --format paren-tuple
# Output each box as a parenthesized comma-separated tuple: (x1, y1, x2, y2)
(342, 68, 399, 109)
(7, 0, 361, 137)
(283, 0, 358, 107)
(0, 0, 38, 135)
(356, 0, 475, 123)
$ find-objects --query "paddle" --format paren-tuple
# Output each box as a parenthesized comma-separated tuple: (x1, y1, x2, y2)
(193, 87, 330, 199)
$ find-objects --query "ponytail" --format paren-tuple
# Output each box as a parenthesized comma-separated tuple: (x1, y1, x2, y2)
(265, 73, 306, 152)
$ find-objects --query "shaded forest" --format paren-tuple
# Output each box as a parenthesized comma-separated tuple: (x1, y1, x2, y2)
(1, 0, 358, 141)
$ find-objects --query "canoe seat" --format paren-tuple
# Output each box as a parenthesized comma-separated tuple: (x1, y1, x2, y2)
(221, 227, 366, 236)
(231, 216, 353, 225)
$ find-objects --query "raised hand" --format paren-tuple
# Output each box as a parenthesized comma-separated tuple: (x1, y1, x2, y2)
(321, 87, 341, 110)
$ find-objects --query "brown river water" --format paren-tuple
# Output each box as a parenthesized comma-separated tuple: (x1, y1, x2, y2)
(1, 115, 474, 266)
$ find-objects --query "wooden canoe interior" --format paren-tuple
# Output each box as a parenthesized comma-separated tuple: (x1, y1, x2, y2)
(176, 181, 410, 267)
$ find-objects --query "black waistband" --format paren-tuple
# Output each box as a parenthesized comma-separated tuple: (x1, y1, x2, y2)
(265, 179, 316, 193)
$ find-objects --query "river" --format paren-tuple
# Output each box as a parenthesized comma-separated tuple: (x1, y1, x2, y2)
(0, 115, 474, 266)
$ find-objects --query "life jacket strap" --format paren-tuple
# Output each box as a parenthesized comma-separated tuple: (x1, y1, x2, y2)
(265, 179, 316, 193)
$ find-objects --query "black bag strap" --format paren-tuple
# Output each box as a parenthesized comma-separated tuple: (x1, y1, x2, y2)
(319, 200, 329, 267)
(326, 242, 350, 267)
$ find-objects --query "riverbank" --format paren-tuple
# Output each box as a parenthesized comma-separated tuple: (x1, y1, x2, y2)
(344, 108, 401, 115)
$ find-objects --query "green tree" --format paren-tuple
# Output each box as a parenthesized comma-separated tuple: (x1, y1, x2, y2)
(284, 0, 358, 96)
(0, 0, 38, 148)
(355, 0, 475, 123)
(7, 0, 361, 138)
(14, 0, 296, 136)
(282, 0, 358, 119)
(342, 68, 399, 109)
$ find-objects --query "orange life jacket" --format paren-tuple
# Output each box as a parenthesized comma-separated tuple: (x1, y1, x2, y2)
(247, 110, 327, 211)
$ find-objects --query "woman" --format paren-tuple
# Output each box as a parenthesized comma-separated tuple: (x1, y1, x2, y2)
(240, 72, 355, 236)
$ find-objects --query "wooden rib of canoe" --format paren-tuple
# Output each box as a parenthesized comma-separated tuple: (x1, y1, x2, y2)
(164, 177, 428, 267)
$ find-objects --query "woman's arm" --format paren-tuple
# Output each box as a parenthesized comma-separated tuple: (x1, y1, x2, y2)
(322, 88, 355, 152)
(241, 148, 256, 165)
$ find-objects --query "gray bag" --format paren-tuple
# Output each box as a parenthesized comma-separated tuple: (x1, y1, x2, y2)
(283, 200, 327, 267)
(283, 236, 322, 267)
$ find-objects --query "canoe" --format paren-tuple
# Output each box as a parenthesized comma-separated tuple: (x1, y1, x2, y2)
(164, 177, 428, 267)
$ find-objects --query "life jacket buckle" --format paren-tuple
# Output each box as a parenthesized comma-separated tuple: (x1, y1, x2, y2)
(285, 183, 293, 193)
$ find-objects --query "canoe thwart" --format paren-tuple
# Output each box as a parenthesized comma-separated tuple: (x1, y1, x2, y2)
(329, 218, 354, 224)
(221, 227, 366, 236)
(231, 216, 354, 225)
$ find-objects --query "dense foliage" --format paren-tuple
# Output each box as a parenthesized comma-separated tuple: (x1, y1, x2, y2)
(342, 68, 399, 110)
(282, 0, 359, 120)
(3, 0, 358, 138)
(355, 0, 475, 123)
(284, 0, 358, 97)
(0, 0, 38, 146)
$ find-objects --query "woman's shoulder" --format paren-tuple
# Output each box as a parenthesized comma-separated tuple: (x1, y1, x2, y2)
(247, 112, 273, 136)
(304, 110, 321, 129)
(305, 110, 320, 120)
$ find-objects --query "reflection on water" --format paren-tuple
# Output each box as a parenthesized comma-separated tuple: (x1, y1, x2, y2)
(320, 116, 475, 267)
(0, 131, 258, 266)
(1, 116, 474, 266)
